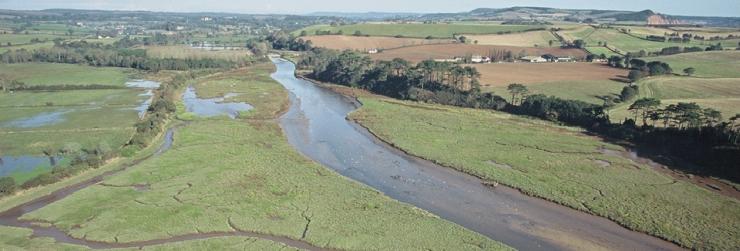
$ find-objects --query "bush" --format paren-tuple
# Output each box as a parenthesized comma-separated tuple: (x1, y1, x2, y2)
(0, 177, 16, 196)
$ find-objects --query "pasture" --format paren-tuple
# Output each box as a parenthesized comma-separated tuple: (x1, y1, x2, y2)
(641, 51, 740, 78)
(295, 23, 545, 38)
(300, 35, 454, 51)
(0, 63, 130, 87)
(466, 30, 558, 47)
(11, 63, 508, 251)
(142, 45, 252, 61)
(609, 77, 740, 121)
(350, 97, 740, 251)
(370, 43, 587, 63)
(486, 80, 626, 105)
(470, 62, 627, 86)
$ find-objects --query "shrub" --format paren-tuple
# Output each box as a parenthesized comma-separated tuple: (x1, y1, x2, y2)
(0, 177, 16, 196)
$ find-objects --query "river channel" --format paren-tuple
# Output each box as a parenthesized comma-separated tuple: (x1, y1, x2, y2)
(270, 57, 682, 251)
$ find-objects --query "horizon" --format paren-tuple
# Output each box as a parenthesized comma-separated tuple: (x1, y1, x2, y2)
(0, 0, 739, 17)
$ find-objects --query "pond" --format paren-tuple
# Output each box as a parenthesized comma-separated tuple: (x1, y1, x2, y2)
(1, 110, 71, 128)
(0, 155, 62, 181)
(182, 86, 253, 119)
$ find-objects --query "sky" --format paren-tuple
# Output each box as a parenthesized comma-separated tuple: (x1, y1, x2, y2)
(0, 0, 738, 17)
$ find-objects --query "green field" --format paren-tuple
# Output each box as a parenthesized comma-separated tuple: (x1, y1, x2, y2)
(609, 77, 740, 122)
(142, 45, 252, 61)
(0, 41, 54, 54)
(0, 63, 145, 184)
(294, 23, 545, 38)
(0, 63, 131, 86)
(584, 46, 621, 57)
(0, 33, 70, 45)
(559, 27, 728, 54)
(485, 80, 626, 105)
(641, 51, 740, 78)
(350, 97, 740, 250)
(6, 63, 509, 250)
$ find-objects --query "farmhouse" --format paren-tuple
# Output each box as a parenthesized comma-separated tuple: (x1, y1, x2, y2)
(471, 55, 491, 63)
(521, 56, 547, 63)
(434, 57, 463, 63)
(554, 56, 574, 62)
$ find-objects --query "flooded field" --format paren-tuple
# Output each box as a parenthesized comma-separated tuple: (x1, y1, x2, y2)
(183, 86, 253, 119)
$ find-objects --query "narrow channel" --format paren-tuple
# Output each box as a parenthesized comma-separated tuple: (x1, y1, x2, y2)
(270, 57, 683, 251)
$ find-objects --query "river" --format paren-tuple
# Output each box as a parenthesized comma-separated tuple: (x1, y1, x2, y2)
(270, 57, 682, 251)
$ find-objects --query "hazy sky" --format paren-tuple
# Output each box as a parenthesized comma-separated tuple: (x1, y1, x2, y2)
(1, 0, 738, 17)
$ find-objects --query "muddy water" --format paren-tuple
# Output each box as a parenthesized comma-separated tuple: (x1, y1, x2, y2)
(270, 58, 683, 251)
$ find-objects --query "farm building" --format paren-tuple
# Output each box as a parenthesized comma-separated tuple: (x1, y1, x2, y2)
(521, 56, 547, 63)
(471, 55, 491, 63)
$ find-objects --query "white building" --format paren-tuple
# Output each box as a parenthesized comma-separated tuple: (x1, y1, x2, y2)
(471, 55, 491, 63)
(521, 56, 548, 63)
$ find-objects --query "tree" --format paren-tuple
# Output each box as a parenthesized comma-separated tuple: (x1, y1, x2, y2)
(620, 86, 639, 101)
(629, 98, 661, 125)
(573, 39, 586, 49)
(507, 83, 529, 105)
(627, 70, 643, 82)
(0, 177, 16, 196)
(683, 67, 696, 76)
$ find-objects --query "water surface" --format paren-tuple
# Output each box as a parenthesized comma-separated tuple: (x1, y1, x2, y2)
(182, 86, 253, 119)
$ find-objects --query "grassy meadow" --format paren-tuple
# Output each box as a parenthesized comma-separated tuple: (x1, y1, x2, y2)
(640, 51, 740, 78)
(142, 45, 253, 61)
(0, 63, 131, 86)
(486, 80, 626, 105)
(350, 97, 740, 250)
(295, 23, 545, 38)
(609, 77, 740, 122)
(12, 63, 510, 251)
(465, 30, 558, 47)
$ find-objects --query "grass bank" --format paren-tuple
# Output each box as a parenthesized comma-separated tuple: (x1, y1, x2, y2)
(350, 97, 740, 250)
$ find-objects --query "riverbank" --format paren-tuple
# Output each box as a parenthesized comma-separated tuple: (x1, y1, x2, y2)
(348, 96, 739, 250)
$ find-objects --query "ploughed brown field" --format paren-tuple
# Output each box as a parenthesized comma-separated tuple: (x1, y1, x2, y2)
(469, 62, 628, 86)
(301, 35, 454, 50)
(370, 43, 588, 63)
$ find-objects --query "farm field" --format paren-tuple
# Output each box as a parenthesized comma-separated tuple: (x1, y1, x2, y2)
(350, 97, 740, 251)
(557, 26, 729, 54)
(299, 35, 454, 50)
(0, 63, 131, 87)
(485, 80, 626, 105)
(370, 43, 587, 63)
(584, 46, 621, 57)
(640, 51, 740, 78)
(294, 23, 545, 38)
(466, 30, 558, 47)
(141, 45, 252, 61)
(0, 34, 69, 45)
(7, 63, 509, 251)
(609, 77, 740, 122)
(0, 41, 54, 54)
(469, 62, 627, 87)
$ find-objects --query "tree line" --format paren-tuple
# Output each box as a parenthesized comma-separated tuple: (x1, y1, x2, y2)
(297, 48, 740, 182)
(0, 39, 251, 72)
